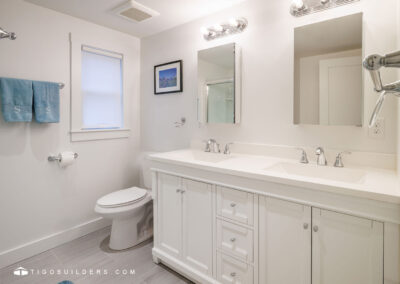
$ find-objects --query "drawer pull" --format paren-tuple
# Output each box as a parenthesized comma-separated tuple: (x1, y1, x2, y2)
(230, 237, 236, 242)
(303, 223, 309, 230)
(230, 203, 236, 207)
(176, 189, 181, 193)
(230, 272, 236, 277)
(313, 225, 319, 232)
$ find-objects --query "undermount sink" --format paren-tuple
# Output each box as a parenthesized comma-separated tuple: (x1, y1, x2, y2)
(189, 151, 234, 163)
(265, 162, 366, 184)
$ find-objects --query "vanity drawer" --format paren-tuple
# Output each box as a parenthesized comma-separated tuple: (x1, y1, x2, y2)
(217, 219, 253, 262)
(217, 252, 254, 284)
(217, 186, 254, 225)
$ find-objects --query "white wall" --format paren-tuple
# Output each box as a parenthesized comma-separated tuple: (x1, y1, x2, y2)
(141, 0, 398, 154)
(0, 0, 141, 267)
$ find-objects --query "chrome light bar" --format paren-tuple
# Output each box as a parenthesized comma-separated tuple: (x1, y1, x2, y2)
(201, 18, 248, 41)
(290, 0, 360, 17)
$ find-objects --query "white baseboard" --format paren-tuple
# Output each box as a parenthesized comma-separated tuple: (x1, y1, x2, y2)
(0, 217, 111, 269)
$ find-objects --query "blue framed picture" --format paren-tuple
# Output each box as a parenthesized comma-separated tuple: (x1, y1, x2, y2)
(154, 60, 183, 94)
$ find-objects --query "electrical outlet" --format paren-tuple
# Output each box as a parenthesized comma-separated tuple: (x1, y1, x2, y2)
(368, 117, 385, 139)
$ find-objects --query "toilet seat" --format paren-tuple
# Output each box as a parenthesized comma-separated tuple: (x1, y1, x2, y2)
(97, 187, 147, 208)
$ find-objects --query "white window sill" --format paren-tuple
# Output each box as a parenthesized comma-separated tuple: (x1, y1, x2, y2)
(70, 128, 130, 142)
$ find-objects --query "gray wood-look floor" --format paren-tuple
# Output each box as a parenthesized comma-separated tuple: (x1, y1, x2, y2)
(0, 227, 193, 284)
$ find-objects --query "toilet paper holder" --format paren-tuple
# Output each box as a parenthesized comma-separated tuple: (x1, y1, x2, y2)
(48, 153, 79, 162)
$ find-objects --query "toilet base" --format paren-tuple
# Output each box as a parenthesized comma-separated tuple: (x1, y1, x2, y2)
(109, 216, 153, 250)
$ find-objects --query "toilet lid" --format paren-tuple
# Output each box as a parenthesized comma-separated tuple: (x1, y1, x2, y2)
(97, 187, 147, 208)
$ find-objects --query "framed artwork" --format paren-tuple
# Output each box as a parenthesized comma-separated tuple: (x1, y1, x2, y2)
(154, 60, 183, 94)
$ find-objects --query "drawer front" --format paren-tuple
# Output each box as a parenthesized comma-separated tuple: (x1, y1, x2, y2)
(217, 252, 254, 284)
(217, 186, 254, 225)
(217, 219, 253, 262)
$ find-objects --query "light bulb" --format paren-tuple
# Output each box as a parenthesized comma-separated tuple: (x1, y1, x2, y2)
(229, 18, 239, 27)
(200, 27, 209, 35)
(292, 0, 304, 9)
(213, 24, 223, 32)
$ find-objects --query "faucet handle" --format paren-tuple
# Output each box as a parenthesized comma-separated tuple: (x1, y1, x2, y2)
(295, 147, 309, 164)
(202, 139, 212, 152)
(334, 151, 351, 168)
(224, 143, 234, 155)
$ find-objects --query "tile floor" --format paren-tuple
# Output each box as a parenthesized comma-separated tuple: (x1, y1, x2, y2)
(0, 227, 192, 284)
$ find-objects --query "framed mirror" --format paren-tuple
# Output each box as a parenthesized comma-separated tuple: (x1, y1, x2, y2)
(293, 13, 363, 126)
(197, 43, 241, 124)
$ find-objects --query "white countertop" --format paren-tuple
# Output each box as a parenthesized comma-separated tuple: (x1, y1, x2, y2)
(149, 149, 400, 204)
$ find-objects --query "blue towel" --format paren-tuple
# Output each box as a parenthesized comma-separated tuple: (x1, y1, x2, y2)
(0, 77, 33, 122)
(58, 281, 74, 284)
(32, 80, 60, 123)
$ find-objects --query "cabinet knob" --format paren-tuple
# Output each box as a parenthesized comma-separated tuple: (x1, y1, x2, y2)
(230, 272, 236, 277)
(313, 225, 319, 232)
(303, 223, 309, 230)
(181, 189, 186, 193)
(230, 203, 236, 207)
(230, 237, 236, 242)
(176, 189, 181, 193)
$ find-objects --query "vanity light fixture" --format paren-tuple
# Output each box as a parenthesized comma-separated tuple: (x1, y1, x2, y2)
(200, 17, 248, 41)
(290, 0, 359, 17)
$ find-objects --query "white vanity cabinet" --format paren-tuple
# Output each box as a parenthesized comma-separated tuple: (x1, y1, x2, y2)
(156, 173, 214, 278)
(151, 165, 397, 284)
(259, 197, 312, 284)
(311, 208, 383, 284)
(259, 196, 384, 284)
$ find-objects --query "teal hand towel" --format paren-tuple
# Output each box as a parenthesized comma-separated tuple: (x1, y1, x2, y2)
(32, 80, 60, 123)
(0, 77, 33, 122)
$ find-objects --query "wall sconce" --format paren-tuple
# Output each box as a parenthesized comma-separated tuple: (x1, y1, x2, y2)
(200, 17, 248, 41)
(290, 0, 359, 17)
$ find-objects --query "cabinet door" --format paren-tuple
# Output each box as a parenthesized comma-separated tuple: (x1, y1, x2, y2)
(157, 173, 182, 259)
(182, 178, 213, 276)
(312, 208, 383, 284)
(259, 196, 311, 284)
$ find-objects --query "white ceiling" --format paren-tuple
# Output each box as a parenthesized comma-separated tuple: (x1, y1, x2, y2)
(24, 0, 246, 38)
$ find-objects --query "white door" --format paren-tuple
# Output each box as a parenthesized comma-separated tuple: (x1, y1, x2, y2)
(319, 56, 362, 125)
(312, 208, 384, 284)
(182, 178, 213, 276)
(259, 197, 311, 284)
(157, 173, 182, 259)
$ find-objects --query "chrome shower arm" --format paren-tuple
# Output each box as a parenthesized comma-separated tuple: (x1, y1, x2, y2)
(381, 50, 400, 68)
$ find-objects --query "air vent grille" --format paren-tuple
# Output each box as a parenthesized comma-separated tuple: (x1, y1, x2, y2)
(112, 1, 159, 23)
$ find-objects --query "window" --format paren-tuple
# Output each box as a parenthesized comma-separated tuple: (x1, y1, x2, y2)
(70, 33, 133, 142)
(81, 46, 123, 129)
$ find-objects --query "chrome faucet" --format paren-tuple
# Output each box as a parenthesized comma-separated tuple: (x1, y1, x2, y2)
(315, 147, 327, 166)
(204, 139, 221, 153)
(334, 151, 351, 168)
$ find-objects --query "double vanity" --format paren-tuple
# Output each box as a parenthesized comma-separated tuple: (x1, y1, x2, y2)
(149, 144, 400, 284)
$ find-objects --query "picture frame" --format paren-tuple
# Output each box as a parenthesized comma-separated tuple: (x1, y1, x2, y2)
(154, 60, 183, 95)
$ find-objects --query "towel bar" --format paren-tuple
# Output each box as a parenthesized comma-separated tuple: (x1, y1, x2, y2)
(48, 153, 78, 162)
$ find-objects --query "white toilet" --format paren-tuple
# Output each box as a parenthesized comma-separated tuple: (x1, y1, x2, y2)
(95, 154, 153, 250)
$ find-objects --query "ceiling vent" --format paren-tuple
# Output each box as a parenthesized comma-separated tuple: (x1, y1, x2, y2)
(111, 1, 160, 23)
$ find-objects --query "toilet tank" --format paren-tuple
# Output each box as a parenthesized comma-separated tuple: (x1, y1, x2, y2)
(139, 152, 156, 190)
